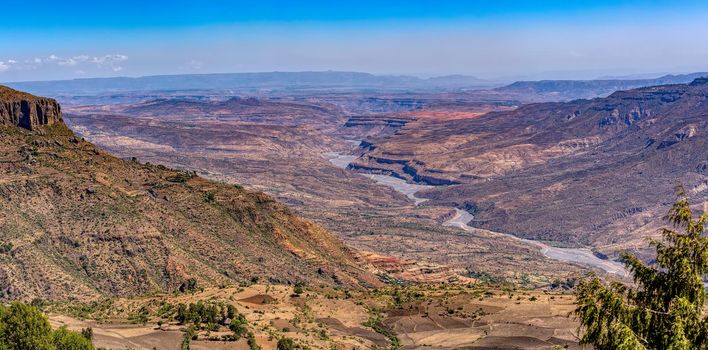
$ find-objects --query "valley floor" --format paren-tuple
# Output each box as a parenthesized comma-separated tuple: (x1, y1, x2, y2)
(47, 284, 583, 350)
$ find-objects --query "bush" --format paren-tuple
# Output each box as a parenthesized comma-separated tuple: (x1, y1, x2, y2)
(179, 278, 198, 293)
(80, 327, 93, 341)
(129, 306, 149, 325)
(180, 326, 194, 350)
(0, 242, 12, 254)
(277, 337, 296, 350)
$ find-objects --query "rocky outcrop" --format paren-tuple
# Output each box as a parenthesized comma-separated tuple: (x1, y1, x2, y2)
(343, 115, 415, 128)
(0, 86, 62, 130)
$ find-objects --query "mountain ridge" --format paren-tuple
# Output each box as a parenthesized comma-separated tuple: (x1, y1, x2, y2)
(0, 87, 378, 301)
(4, 71, 497, 96)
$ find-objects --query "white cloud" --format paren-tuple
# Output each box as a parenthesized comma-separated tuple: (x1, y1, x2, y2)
(20, 54, 129, 71)
(189, 59, 204, 70)
(0, 54, 128, 74)
(57, 57, 78, 66)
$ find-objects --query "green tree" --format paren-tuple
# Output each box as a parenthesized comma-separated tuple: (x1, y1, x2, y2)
(575, 187, 708, 349)
(51, 328, 94, 350)
(0, 302, 53, 350)
(0, 302, 94, 350)
(176, 303, 188, 324)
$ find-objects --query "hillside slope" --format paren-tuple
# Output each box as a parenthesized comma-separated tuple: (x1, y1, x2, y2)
(0, 86, 377, 301)
(354, 79, 708, 255)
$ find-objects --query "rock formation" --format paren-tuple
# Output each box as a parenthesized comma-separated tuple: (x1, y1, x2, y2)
(0, 85, 62, 130)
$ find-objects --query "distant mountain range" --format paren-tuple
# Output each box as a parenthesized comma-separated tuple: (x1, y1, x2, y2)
(495, 72, 708, 100)
(6, 70, 708, 103)
(4, 71, 497, 96)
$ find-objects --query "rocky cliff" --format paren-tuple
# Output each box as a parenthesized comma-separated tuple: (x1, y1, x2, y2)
(0, 86, 62, 130)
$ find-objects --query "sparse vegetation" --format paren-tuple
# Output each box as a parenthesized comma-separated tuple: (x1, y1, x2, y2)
(0, 242, 12, 254)
(166, 171, 195, 183)
(129, 306, 149, 325)
(277, 337, 297, 350)
(178, 278, 198, 293)
(575, 188, 708, 349)
(363, 311, 400, 349)
(247, 332, 261, 350)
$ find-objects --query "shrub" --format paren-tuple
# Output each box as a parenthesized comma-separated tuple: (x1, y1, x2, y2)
(166, 171, 194, 183)
(0, 242, 12, 254)
(247, 332, 261, 350)
(129, 306, 149, 325)
(179, 278, 198, 293)
(277, 337, 296, 350)
(80, 327, 93, 341)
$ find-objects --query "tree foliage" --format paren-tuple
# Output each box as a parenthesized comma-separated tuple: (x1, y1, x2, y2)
(575, 186, 708, 349)
(0, 302, 94, 350)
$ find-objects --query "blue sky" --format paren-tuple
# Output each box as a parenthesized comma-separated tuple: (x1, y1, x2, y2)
(2, 0, 708, 81)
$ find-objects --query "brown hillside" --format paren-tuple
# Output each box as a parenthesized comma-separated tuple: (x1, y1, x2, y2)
(0, 88, 377, 302)
(354, 79, 708, 255)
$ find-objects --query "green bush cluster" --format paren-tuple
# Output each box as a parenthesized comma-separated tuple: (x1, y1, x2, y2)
(0, 302, 94, 350)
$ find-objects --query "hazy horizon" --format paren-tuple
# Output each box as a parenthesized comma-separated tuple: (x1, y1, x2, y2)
(3, 0, 708, 81)
(4, 69, 708, 86)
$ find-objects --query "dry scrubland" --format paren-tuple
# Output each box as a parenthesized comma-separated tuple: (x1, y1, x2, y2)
(45, 283, 583, 350)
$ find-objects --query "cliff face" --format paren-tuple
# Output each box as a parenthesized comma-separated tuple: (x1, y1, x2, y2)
(0, 86, 62, 130)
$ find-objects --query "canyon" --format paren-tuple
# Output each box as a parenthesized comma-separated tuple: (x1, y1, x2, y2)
(1, 72, 706, 349)
(52, 74, 708, 285)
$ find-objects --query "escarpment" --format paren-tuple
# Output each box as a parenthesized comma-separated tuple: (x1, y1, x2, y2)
(0, 85, 62, 130)
(0, 87, 378, 301)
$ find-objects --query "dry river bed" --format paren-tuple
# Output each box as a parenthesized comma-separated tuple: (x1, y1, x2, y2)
(326, 149, 628, 277)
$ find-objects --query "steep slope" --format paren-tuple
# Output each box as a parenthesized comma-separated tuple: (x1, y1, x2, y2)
(355, 79, 708, 254)
(0, 86, 377, 302)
